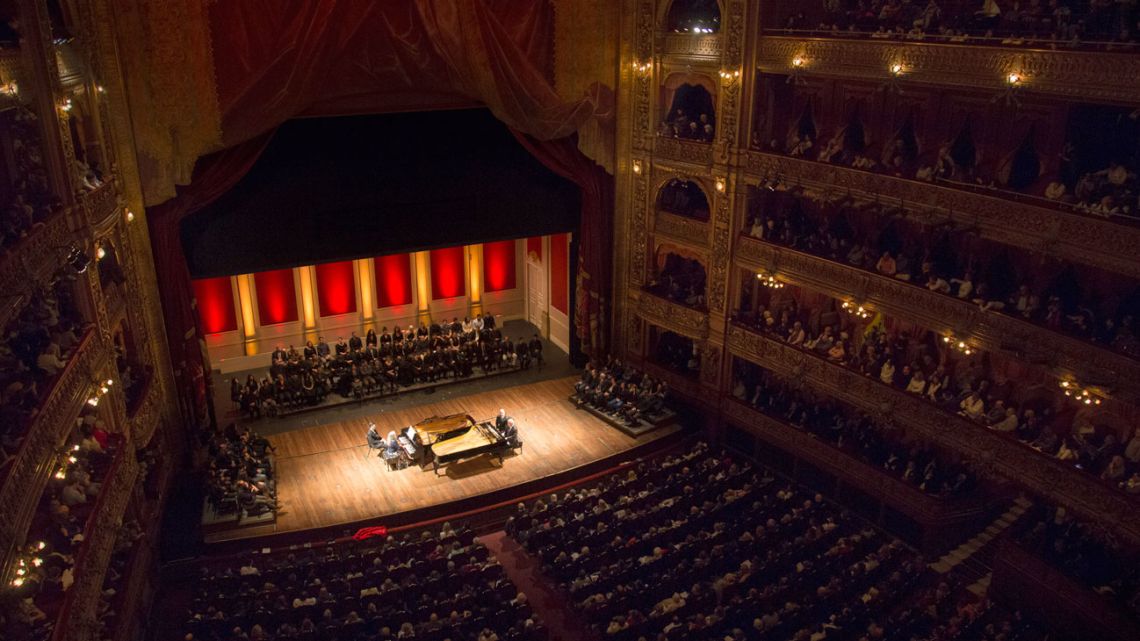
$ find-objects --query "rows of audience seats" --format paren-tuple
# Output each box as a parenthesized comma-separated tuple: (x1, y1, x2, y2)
(202, 424, 278, 518)
(734, 292, 1140, 497)
(732, 360, 976, 498)
(505, 441, 1043, 641)
(232, 315, 540, 418)
(180, 522, 542, 641)
(744, 190, 1140, 358)
(0, 271, 88, 475)
(775, 0, 1140, 50)
(1015, 503, 1140, 623)
(0, 106, 58, 252)
(3, 411, 120, 641)
(573, 357, 670, 426)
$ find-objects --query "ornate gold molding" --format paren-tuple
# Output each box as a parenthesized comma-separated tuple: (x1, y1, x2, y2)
(81, 179, 121, 234)
(130, 381, 162, 444)
(654, 136, 715, 166)
(0, 332, 108, 553)
(653, 210, 710, 249)
(660, 33, 722, 60)
(635, 291, 710, 340)
(743, 151, 1140, 279)
(726, 323, 1140, 544)
(59, 448, 138, 641)
(756, 36, 1140, 105)
(734, 235, 1140, 402)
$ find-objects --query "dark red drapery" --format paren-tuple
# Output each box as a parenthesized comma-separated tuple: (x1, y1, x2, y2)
(512, 132, 612, 356)
(147, 0, 613, 428)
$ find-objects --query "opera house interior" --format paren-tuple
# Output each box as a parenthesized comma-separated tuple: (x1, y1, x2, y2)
(3, 1, 1140, 640)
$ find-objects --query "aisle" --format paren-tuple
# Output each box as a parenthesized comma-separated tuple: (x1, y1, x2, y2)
(480, 531, 602, 641)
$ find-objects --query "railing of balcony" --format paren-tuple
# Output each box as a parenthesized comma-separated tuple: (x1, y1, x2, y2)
(742, 151, 1140, 279)
(733, 233, 1140, 402)
(725, 321, 1140, 544)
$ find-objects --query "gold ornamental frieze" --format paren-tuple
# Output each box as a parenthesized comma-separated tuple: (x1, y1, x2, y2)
(635, 291, 710, 340)
(756, 37, 1140, 105)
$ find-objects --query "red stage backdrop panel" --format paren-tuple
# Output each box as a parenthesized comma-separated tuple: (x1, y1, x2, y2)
(192, 276, 238, 334)
(316, 260, 357, 316)
(550, 233, 569, 314)
(374, 254, 413, 307)
(254, 269, 299, 325)
(430, 246, 466, 299)
(482, 240, 516, 293)
(526, 236, 543, 261)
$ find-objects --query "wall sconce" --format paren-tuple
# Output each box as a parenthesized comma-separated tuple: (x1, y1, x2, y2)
(889, 63, 904, 77)
(756, 271, 784, 289)
(841, 301, 871, 320)
(715, 178, 726, 193)
(96, 85, 106, 94)
(0, 82, 17, 96)
(125, 208, 135, 222)
(95, 243, 106, 260)
(719, 68, 741, 82)
(58, 98, 73, 113)
(1006, 72, 1022, 86)
(941, 334, 974, 356)
(792, 56, 805, 68)
(632, 160, 642, 175)
(1059, 380, 1103, 406)
(631, 60, 651, 75)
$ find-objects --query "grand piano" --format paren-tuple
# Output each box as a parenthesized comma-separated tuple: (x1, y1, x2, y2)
(401, 412, 513, 473)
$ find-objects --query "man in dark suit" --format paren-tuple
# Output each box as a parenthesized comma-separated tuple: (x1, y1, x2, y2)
(495, 408, 509, 432)
(529, 334, 543, 369)
(366, 423, 384, 456)
(348, 332, 363, 353)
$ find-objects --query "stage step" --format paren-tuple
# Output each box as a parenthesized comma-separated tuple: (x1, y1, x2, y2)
(569, 395, 676, 437)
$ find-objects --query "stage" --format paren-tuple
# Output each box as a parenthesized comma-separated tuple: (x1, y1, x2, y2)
(204, 376, 679, 543)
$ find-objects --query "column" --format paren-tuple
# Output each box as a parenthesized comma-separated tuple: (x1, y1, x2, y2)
(235, 274, 257, 355)
(467, 244, 483, 318)
(413, 250, 431, 325)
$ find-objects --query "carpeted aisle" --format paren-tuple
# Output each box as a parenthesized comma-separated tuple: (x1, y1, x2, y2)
(479, 531, 601, 641)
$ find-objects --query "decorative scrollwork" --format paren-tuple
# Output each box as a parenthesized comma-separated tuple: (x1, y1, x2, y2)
(661, 34, 722, 59)
(756, 36, 1140, 106)
(654, 136, 714, 166)
(654, 210, 710, 248)
(636, 292, 710, 340)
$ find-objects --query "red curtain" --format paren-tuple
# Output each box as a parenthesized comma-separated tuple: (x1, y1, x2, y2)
(147, 133, 274, 428)
(148, 0, 614, 427)
(513, 133, 612, 356)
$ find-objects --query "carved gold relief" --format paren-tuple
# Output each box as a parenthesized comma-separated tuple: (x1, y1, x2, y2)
(636, 291, 710, 340)
(756, 37, 1140, 106)
(654, 210, 710, 249)
(661, 34, 722, 59)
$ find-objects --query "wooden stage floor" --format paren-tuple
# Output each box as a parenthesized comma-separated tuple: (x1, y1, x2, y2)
(206, 376, 677, 542)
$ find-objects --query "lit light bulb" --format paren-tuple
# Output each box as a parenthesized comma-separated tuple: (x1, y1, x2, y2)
(890, 63, 903, 76)
(1007, 72, 1021, 86)
(126, 209, 135, 222)
(792, 57, 805, 68)
(96, 245, 106, 260)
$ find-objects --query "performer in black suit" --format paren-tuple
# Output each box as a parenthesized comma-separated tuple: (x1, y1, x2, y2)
(496, 408, 510, 432)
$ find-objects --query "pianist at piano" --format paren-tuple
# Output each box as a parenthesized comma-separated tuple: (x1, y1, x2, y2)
(370, 411, 520, 473)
